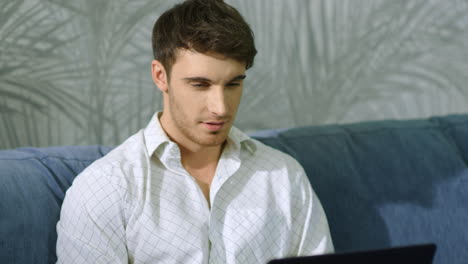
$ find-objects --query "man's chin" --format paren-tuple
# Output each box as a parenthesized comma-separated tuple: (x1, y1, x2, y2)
(197, 131, 229, 146)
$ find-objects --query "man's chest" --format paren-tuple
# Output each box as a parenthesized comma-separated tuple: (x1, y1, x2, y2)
(124, 168, 292, 263)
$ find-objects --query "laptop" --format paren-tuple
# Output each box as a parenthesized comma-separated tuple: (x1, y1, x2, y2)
(268, 243, 436, 264)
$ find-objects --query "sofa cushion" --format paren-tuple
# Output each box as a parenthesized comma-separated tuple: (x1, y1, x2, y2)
(434, 114, 468, 164)
(1, 114, 467, 264)
(254, 114, 468, 264)
(0, 146, 111, 264)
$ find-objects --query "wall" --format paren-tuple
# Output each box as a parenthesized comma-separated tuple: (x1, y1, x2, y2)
(1, 0, 468, 148)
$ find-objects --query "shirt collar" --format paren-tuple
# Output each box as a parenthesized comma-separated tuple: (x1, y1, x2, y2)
(143, 112, 172, 157)
(228, 126, 257, 154)
(143, 112, 257, 157)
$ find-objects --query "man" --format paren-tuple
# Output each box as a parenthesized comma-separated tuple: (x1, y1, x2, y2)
(56, 0, 333, 263)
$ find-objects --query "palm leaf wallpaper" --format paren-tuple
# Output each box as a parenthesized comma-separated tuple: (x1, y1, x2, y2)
(1, 0, 468, 149)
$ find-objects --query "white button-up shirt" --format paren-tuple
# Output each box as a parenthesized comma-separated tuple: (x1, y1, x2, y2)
(56, 113, 333, 264)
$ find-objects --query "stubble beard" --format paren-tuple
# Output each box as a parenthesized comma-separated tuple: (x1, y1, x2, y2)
(169, 94, 230, 147)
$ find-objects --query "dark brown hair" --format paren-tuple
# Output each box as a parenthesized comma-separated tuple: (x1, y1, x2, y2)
(152, 0, 257, 75)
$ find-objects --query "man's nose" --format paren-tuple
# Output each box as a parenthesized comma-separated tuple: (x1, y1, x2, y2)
(207, 87, 227, 116)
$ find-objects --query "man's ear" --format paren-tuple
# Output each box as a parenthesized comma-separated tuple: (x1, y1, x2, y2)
(151, 60, 169, 93)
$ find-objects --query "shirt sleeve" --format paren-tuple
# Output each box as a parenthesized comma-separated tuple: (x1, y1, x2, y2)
(56, 165, 129, 264)
(291, 162, 335, 256)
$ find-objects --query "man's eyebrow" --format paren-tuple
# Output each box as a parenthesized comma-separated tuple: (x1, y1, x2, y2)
(182, 77, 212, 82)
(182, 75, 246, 83)
(229, 75, 246, 82)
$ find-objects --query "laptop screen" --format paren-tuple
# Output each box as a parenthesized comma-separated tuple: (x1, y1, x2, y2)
(268, 243, 436, 264)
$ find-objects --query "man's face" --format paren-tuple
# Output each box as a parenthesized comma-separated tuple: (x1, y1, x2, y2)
(159, 50, 246, 148)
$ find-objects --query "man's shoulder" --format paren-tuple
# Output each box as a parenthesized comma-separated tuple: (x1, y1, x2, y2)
(75, 130, 149, 183)
(241, 135, 311, 197)
(233, 126, 298, 167)
(245, 136, 303, 171)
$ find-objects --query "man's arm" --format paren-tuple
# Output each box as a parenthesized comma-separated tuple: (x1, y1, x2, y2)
(291, 163, 334, 256)
(56, 166, 128, 263)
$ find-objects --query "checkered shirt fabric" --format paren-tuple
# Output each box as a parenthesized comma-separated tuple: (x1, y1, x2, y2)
(56, 113, 334, 264)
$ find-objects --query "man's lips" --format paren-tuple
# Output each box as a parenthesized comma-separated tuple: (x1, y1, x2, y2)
(202, 121, 226, 131)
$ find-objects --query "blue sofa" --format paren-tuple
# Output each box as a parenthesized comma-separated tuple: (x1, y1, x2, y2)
(1, 114, 467, 264)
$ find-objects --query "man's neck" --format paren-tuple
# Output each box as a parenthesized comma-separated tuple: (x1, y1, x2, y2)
(178, 143, 225, 207)
(179, 142, 225, 170)
(158, 113, 227, 205)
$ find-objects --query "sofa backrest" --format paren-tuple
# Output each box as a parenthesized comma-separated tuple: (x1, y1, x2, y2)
(0, 146, 112, 264)
(1, 114, 467, 264)
(254, 114, 468, 264)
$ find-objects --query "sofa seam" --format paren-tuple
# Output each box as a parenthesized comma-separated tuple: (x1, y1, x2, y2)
(283, 125, 442, 140)
(280, 118, 468, 140)
(0, 156, 99, 162)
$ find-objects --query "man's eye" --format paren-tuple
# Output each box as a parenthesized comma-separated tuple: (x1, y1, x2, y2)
(226, 83, 240, 88)
(192, 83, 209, 88)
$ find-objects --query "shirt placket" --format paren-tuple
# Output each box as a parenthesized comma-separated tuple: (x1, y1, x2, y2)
(208, 143, 242, 263)
(157, 142, 212, 263)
